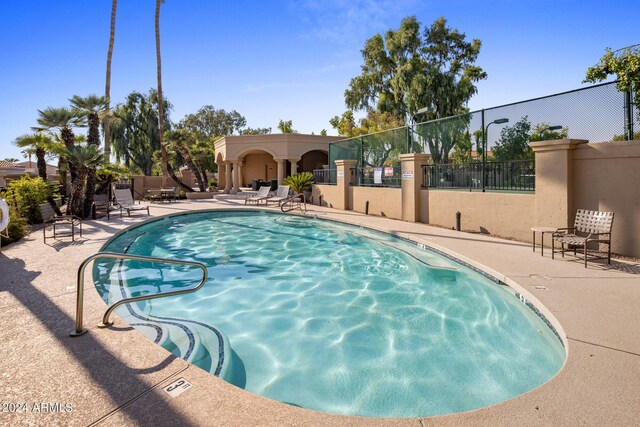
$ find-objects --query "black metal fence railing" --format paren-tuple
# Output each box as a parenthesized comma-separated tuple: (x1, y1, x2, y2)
(423, 160, 535, 192)
(354, 165, 402, 188)
(313, 169, 336, 185)
(328, 81, 637, 170)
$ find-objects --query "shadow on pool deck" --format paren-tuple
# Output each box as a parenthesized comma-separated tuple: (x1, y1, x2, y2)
(0, 252, 196, 426)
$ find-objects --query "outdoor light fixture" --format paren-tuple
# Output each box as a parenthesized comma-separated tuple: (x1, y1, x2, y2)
(538, 125, 562, 139)
(482, 117, 509, 191)
(412, 106, 434, 123)
(484, 118, 509, 159)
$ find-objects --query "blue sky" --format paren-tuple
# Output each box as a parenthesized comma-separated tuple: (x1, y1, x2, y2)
(0, 0, 636, 161)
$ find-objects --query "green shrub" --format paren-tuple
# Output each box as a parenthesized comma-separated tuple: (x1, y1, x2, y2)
(283, 172, 314, 194)
(1, 204, 28, 246)
(208, 179, 218, 187)
(4, 176, 56, 224)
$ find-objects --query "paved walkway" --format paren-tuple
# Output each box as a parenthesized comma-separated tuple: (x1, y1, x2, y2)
(1, 199, 639, 426)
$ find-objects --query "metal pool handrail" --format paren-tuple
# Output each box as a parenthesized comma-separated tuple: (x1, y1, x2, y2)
(70, 252, 208, 337)
(280, 193, 307, 213)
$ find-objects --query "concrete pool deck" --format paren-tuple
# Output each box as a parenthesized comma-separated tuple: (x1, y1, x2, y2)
(1, 199, 639, 426)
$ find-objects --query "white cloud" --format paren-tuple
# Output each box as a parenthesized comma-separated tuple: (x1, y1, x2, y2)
(290, 0, 422, 45)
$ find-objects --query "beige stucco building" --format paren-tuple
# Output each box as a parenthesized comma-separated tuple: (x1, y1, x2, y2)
(214, 133, 342, 193)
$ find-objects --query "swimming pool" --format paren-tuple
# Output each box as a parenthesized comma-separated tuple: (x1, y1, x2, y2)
(94, 210, 565, 418)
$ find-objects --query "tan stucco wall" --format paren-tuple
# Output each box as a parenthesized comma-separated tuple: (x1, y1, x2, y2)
(352, 187, 402, 219)
(214, 134, 341, 162)
(312, 184, 343, 209)
(419, 189, 429, 224)
(428, 190, 536, 242)
(243, 153, 277, 183)
(572, 140, 640, 257)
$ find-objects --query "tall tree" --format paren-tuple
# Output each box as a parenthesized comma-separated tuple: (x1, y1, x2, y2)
(585, 44, 640, 101)
(14, 133, 54, 180)
(240, 127, 272, 135)
(33, 107, 82, 196)
(165, 129, 206, 191)
(63, 144, 104, 217)
(70, 94, 108, 216)
(178, 106, 247, 139)
(104, 0, 118, 164)
(277, 119, 296, 133)
(491, 117, 533, 161)
(155, 0, 168, 184)
(344, 16, 486, 163)
(109, 90, 171, 175)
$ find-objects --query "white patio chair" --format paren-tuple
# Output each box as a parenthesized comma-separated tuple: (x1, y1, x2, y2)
(245, 186, 271, 205)
(265, 185, 290, 206)
(114, 189, 150, 217)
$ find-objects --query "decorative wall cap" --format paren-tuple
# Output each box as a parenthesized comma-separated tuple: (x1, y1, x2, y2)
(530, 139, 588, 152)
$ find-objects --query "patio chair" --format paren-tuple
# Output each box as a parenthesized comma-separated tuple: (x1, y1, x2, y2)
(265, 185, 290, 206)
(39, 203, 82, 242)
(92, 194, 111, 220)
(551, 209, 614, 268)
(114, 189, 150, 217)
(245, 185, 271, 205)
(162, 187, 177, 202)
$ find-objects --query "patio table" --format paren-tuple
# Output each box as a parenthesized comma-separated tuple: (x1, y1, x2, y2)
(531, 226, 558, 256)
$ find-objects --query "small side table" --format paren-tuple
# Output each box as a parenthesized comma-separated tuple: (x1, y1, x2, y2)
(531, 227, 557, 256)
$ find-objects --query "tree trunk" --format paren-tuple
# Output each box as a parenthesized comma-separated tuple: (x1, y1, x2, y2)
(83, 169, 97, 218)
(69, 168, 87, 217)
(155, 0, 168, 185)
(35, 147, 47, 180)
(84, 112, 100, 218)
(166, 162, 194, 192)
(61, 127, 78, 183)
(58, 157, 68, 201)
(104, 0, 117, 164)
(198, 162, 209, 186)
(177, 145, 205, 191)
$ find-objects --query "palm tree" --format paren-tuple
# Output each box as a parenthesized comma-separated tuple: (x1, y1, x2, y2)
(70, 94, 108, 216)
(165, 129, 206, 191)
(63, 145, 104, 217)
(155, 0, 169, 185)
(33, 107, 82, 197)
(104, 0, 118, 164)
(14, 133, 54, 180)
(3, 157, 19, 163)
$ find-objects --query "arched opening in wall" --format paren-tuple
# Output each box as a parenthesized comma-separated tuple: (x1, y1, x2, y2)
(242, 150, 278, 185)
(299, 150, 328, 173)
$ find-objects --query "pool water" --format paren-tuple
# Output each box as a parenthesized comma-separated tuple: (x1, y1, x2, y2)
(94, 211, 565, 418)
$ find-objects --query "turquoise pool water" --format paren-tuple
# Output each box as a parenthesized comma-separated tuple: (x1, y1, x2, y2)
(94, 210, 565, 418)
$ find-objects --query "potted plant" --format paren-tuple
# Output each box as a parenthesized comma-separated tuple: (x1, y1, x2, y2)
(283, 172, 314, 201)
(207, 179, 218, 192)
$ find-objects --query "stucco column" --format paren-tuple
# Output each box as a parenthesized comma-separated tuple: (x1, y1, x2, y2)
(231, 161, 240, 194)
(335, 159, 356, 211)
(224, 161, 232, 194)
(289, 159, 300, 175)
(531, 139, 587, 228)
(400, 153, 431, 222)
(277, 159, 285, 183)
(238, 160, 244, 187)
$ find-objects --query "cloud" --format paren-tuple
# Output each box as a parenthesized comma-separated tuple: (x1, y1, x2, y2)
(290, 0, 422, 45)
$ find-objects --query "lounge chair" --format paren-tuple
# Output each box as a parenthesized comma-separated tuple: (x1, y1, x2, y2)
(39, 203, 82, 242)
(265, 185, 290, 206)
(92, 194, 110, 220)
(114, 189, 150, 217)
(552, 209, 614, 268)
(245, 186, 271, 205)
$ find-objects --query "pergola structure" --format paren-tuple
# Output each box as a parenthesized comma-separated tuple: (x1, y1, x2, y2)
(214, 133, 341, 194)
